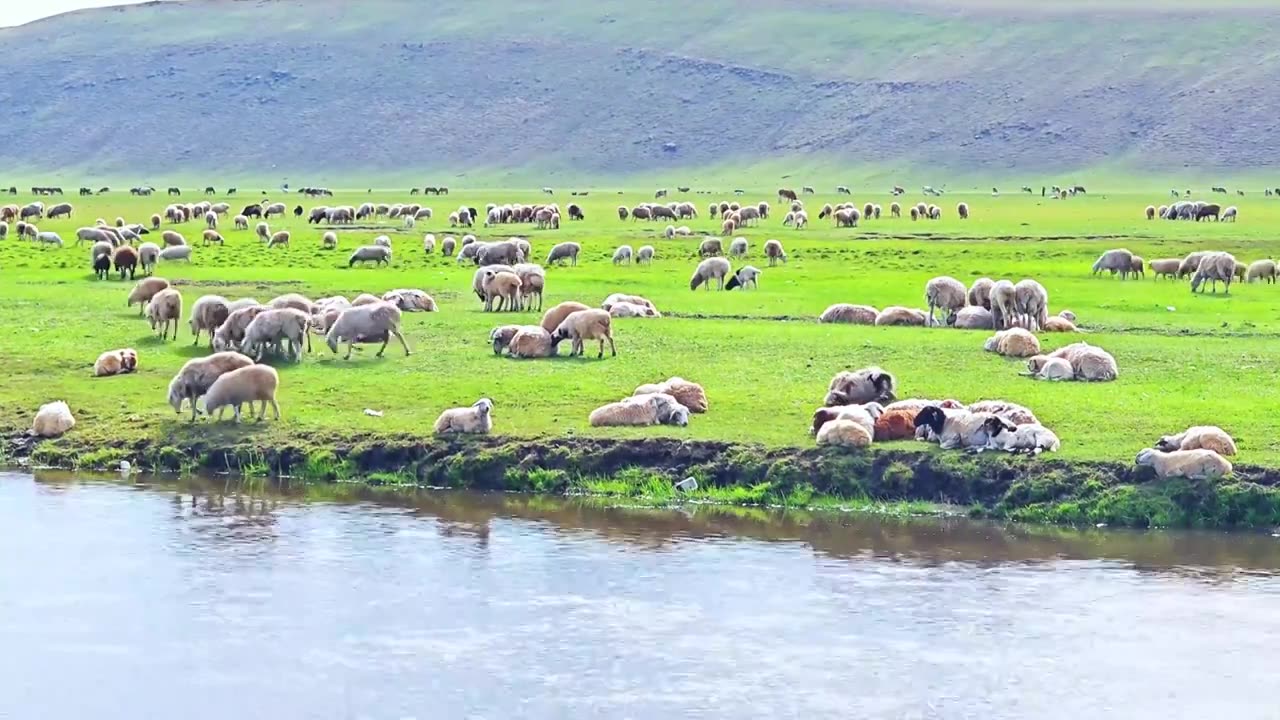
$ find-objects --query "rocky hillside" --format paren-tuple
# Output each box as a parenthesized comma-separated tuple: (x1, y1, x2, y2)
(1, 0, 1277, 184)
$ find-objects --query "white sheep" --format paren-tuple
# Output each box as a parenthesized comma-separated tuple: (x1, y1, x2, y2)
(434, 398, 494, 435)
(31, 401, 75, 437)
(1012, 279, 1049, 330)
(1047, 342, 1118, 382)
(589, 393, 689, 427)
(188, 295, 230, 347)
(212, 305, 268, 352)
(690, 257, 731, 290)
(551, 309, 616, 358)
(202, 364, 281, 423)
(1135, 448, 1232, 480)
(763, 239, 786, 266)
(1156, 426, 1237, 456)
(729, 237, 748, 257)
(242, 308, 312, 362)
(349, 245, 392, 267)
(325, 301, 411, 359)
(167, 351, 255, 421)
(925, 276, 966, 326)
(983, 328, 1040, 358)
(146, 288, 183, 340)
(1022, 355, 1074, 381)
(983, 416, 1060, 454)
(637, 245, 655, 264)
(159, 245, 192, 261)
(816, 419, 871, 448)
(724, 265, 760, 290)
(1191, 251, 1237, 294)
(612, 245, 633, 266)
(989, 279, 1016, 329)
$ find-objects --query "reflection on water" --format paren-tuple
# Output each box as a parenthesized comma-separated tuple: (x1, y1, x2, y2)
(3, 471, 1279, 719)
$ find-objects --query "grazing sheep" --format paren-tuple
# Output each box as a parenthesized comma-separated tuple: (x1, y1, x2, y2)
(724, 265, 760, 290)
(1156, 426, 1237, 456)
(159, 245, 192, 262)
(205, 211, 218, 229)
(1129, 255, 1145, 278)
(983, 328, 1040, 358)
(690, 257, 732, 290)
(1023, 355, 1075, 381)
(1191, 251, 1237, 294)
(349, 245, 392, 267)
(36, 231, 62, 247)
(914, 407, 998, 450)
(1148, 258, 1180, 280)
(150, 213, 162, 230)
(551, 309, 616, 358)
(489, 325, 526, 355)
(1247, 259, 1277, 283)
(699, 237, 723, 257)
(1012, 279, 1049, 330)
(1177, 251, 1209, 279)
(824, 367, 896, 406)
(637, 245, 655, 264)
(874, 306, 927, 326)
(93, 348, 139, 377)
(268, 231, 290, 248)
(1222, 206, 1238, 222)
(1047, 342, 1118, 381)
(924, 276, 966, 327)
(590, 393, 689, 428)
(137, 242, 160, 275)
(325, 301, 411, 359)
(983, 417, 1060, 454)
(950, 305, 994, 329)
(1135, 448, 1232, 480)
(612, 245, 633, 265)
(1145, 205, 1156, 220)
(966, 278, 994, 310)
(202, 364, 281, 423)
(233, 214, 248, 230)
(538, 240, 581, 267)
(477, 240, 523, 267)
(434, 398, 494, 435)
(540, 301, 591, 333)
(819, 303, 878, 324)
(728, 237, 748, 257)
(956, 202, 969, 219)
(763, 239, 787, 266)
(1092, 248, 1136, 279)
(127, 276, 170, 315)
(816, 418, 872, 448)
(255, 222, 270, 242)
(212, 305, 268, 352)
(112, 245, 139, 280)
(633, 377, 707, 413)
(319, 230, 338, 249)
(146, 288, 183, 340)
(202, 229, 224, 245)
(76, 226, 114, 246)
(188, 295, 230, 347)
(31, 401, 75, 437)
(159, 230, 186, 247)
(241, 308, 311, 361)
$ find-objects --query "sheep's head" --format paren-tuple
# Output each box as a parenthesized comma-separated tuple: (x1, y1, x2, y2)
(1026, 355, 1050, 373)
(862, 402, 886, 421)
(1135, 448, 1158, 467)
(166, 377, 185, 414)
(870, 372, 896, 402)
(666, 405, 690, 427)
(983, 416, 1016, 439)
(473, 398, 493, 416)
(1155, 436, 1180, 452)
(913, 406, 947, 435)
(811, 408, 838, 435)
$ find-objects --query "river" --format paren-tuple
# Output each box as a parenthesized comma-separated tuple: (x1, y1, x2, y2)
(3, 470, 1279, 718)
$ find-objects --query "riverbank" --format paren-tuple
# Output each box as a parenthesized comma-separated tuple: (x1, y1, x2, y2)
(10, 431, 1280, 529)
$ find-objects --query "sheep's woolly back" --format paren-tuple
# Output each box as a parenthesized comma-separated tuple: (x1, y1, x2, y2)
(873, 408, 920, 441)
(589, 393, 689, 427)
(32, 401, 75, 437)
(985, 328, 1040, 358)
(874, 306, 927, 326)
(1136, 448, 1232, 480)
(507, 327, 555, 358)
(1157, 426, 1237, 456)
(824, 367, 896, 406)
(967, 400, 1038, 426)
(816, 419, 871, 448)
(820, 304, 878, 324)
(540, 301, 591, 333)
(203, 364, 280, 417)
(952, 306, 993, 330)
(633, 377, 708, 413)
(128, 277, 170, 306)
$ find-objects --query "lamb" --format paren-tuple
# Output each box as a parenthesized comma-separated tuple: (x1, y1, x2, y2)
(989, 280, 1016, 329)
(433, 398, 494, 435)
(1012, 279, 1049, 330)
(966, 400, 1038, 426)
(202, 365, 281, 423)
(546, 241, 580, 266)
(202, 229, 224, 245)
(1247, 259, 1277, 283)
(31, 401, 75, 437)
(699, 237, 723, 257)
(1092, 248, 1135, 279)
(589, 393, 689, 427)
(632, 377, 708, 413)
(913, 407, 998, 450)
(824, 367, 896, 406)
(349, 245, 392, 267)
(983, 328, 1040, 358)
(188, 295, 230, 347)
(729, 237, 748, 257)
(1047, 342, 1118, 381)
(816, 418, 872, 448)
(268, 231, 290, 248)
(325, 301, 411, 359)
(949, 306, 994, 329)
(166, 351, 255, 421)
(724, 265, 760, 291)
(874, 306, 927, 326)
(1155, 426, 1237, 456)
(924, 276, 966, 327)
(983, 417, 1060, 454)
(1022, 355, 1074, 381)
(612, 245, 633, 265)
(763, 239, 786, 266)
(1149, 258, 1181, 280)
(819, 304, 878, 324)
(93, 348, 138, 377)
(481, 270, 523, 312)
(242, 308, 312, 362)
(551, 309, 616, 358)
(637, 245, 655, 264)
(1191, 251, 1237, 294)
(1135, 448, 1232, 480)
(127, 277, 170, 316)
(540, 301, 590, 333)
(690, 257, 732, 290)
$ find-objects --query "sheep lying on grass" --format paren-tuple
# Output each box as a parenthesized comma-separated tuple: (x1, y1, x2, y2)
(203, 365, 281, 423)
(983, 328, 1040, 358)
(820, 304, 878, 324)
(167, 351, 255, 421)
(93, 348, 138, 377)
(824, 367, 896, 406)
(875, 306, 927, 326)
(1156, 426, 1237, 456)
(1022, 355, 1074, 381)
(434, 398, 494, 435)
(983, 416, 1060, 454)
(1135, 448, 1232, 480)
(633, 377, 707, 413)
(32, 401, 75, 437)
(589, 393, 689, 427)
(913, 407, 998, 450)
(816, 418, 871, 448)
(1047, 342, 1118, 381)
(967, 400, 1038, 426)
(811, 402, 885, 438)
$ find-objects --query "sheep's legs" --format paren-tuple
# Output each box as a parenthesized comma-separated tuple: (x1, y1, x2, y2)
(344, 339, 355, 360)
(192, 329, 201, 346)
(391, 330, 411, 356)
(269, 399, 281, 420)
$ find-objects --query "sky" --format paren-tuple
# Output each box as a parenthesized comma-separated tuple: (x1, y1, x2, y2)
(1, 0, 156, 27)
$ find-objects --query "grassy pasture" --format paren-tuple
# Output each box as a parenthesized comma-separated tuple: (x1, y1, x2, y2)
(3, 187, 1280, 469)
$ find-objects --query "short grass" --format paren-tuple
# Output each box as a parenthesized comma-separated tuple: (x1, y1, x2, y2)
(4, 187, 1280, 468)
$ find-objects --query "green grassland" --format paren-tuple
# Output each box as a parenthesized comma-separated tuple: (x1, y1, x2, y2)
(3, 187, 1280, 526)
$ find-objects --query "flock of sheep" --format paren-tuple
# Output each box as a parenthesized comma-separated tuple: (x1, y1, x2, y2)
(1092, 246, 1274, 293)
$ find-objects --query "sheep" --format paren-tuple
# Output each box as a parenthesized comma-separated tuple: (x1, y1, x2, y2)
(724, 265, 760, 290)
(202, 365, 281, 423)
(811, 402, 885, 438)
(477, 240, 523, 267)
(913, 407, 998, 450)
(633, 377, 707, 413)
(816, 418, 872, 448)
(589, 393, 689, 427)
(541, 301, 591, 333)
(983, 328, 1040, 358)
(602, 293, 656, 313)
(161, 230, 186, 247)
(146, 288, 183, 341)
(538, 241, 580, 268)
(325, 301, 411, 359)
(93, 348, 138, 377)
(159, 245, 192, 262)
(690, 257, 731, 290)
(150, 213, 162, 230)
(76, 226, 114, 246)
(268, 231, 290, 248)
(36, 231, 62, 247)
(1041, 316, 1077, 332)
(1022, 355, 1075, 381)
(824, 367, 896, 406)
(433, 398, 494, 435)
(890, 202, 901, 218)
(950, 306, 994, 329)
(966, 400, 1038, 426)
(1047, 342, 1118, 381)
(762, 239, 787, 266)
(924, 276, 966, 327)
(481, 270, 523, 312)
(232, 214, 248, 230)
(983, 417, 1060, 454)
(510, 264, 545, 311)
(242, 308, 311, 362)
(320, 231, 338, 249)
(1092, 248, 1135, 279)
(612, 245, 633, 266)
(1222, 206, 1238, 222)
(1247, 259, 1277, 283)
(819, 303, 878, 324)
(1177, 251, 1209, 279)
(205, 210, 218, 229)
(31, 401, 75, 437)
(1135, 448, 1232, 480)
(137, 242, 160, 275)
(637, 245, 655, 265)
(956, 202, 969, 219)
(213, 305, 268, 352)
(964, 278, 994, 310)
(188, 295, 230, 347)
(1156, 426, 1237, 456)
(551, 309, 616, 358)
(111, 245, 139, 280)
(1148, 258, 1180, 280)
(0, 221, 6, 240)
(255, 222, 270, 242)
(489, 325, 526, 355)
(384, 288, 438, 312)
(728, 237, 748, 257)
(1191, 251, 1237, 294)
(608, 301, 660, 318)
(698, 237, 723, 257)
(202, 229, 224, 245)
(1145, 205, 1156, 220)
(874, 306, 927, 326)
(1012, 279, 1049, 330)
(127, 276, 170, 316)
(349, 245, 392, 267)
(506, 326, 555, 358)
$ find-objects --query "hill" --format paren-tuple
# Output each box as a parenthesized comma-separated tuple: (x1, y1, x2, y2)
(2, 0, 1278, 185)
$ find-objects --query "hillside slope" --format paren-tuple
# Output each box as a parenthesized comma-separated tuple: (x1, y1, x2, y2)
(2, 0, 1278, 183)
